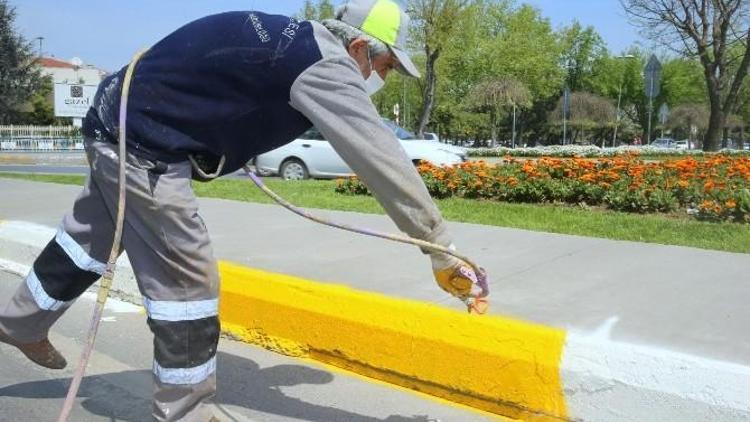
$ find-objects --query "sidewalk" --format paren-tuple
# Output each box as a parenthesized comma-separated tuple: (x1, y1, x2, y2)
(0, 271, 499, 422)
(1, 178, 749, 421)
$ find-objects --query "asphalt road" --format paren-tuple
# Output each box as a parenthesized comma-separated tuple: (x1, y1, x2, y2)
(0, 164, 90, 174)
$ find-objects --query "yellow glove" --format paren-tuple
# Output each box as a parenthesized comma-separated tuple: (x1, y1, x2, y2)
(430, 245, 479, 300)
(431, 246, 489, 314)
(433, 263, 476, 299)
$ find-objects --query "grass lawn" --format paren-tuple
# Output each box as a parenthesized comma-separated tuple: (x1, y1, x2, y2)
(2, 172, 749, 254)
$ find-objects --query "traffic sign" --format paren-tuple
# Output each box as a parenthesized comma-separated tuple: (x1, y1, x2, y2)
(644, 55, 662, 99)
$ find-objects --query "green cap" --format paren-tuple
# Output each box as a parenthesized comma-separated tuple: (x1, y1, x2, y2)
(337, 0, 420, 78)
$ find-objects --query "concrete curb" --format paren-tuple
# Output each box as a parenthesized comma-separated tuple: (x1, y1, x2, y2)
(1, 220, 749, 421)
(219, 261, 568, 421)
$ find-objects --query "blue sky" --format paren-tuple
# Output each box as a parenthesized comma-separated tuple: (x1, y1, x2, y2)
(13, 0, 646, 72)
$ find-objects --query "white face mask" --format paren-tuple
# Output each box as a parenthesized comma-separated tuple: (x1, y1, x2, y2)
(365, 70, 385, 96)
(364, 47, 385, 96)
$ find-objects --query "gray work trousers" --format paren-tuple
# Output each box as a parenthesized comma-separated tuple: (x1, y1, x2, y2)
(0, 138, 221, 421)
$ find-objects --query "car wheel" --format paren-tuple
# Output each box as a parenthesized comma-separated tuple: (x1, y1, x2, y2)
(280, 158, 309, 181)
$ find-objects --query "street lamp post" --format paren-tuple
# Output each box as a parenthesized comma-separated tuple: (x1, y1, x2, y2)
(34, 37, 44, 57)
(612, 55, 636, 147)
(511, 102, 517, 148)
(562, 58, 573, 145)
(562, 86, 570, 145)
(402, 77, 407, 130)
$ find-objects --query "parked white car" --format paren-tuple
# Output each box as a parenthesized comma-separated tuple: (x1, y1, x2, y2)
(675, 139, 690, 150)
(422, 132, 440, 142)
(254, 121, 468, 180)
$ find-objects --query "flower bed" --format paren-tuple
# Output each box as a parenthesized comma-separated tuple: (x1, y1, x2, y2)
(467, 145, 750, 158)
(335, 154, 750, 223)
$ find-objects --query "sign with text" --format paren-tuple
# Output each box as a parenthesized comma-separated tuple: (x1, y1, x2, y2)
(54, 83, 98, 118)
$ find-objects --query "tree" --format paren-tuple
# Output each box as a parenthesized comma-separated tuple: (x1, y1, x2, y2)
(465, 76, 531, 146)
(559, 21, 609, 92)
(551, 92, 616, 144)
(372, 70, 422, 130)
(25, 75, 55, 124)
(621, 0, 750, 151)
(668, 104, 709, 148)
(317, 0, 335, 20)
(300, 0, 317, 20)
(0, 1, 43, 123)
(298, 0, 336, 21)
(434, 1, 562, 142)
(409, 0, 471, 136)
(587, 51, 710, 143)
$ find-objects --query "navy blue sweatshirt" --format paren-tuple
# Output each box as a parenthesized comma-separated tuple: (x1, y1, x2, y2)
(83, 10, 453, 250)
(84, 12, 322, 173)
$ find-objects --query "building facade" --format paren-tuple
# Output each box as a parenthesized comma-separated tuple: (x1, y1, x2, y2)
(37, 57, 107, 85)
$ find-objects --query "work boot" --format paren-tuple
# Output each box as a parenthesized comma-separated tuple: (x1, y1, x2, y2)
(0, 327, 67, 369)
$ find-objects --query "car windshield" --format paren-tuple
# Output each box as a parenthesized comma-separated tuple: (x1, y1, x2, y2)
(381, 119, 417, 140)
(299, 128, 325, 140)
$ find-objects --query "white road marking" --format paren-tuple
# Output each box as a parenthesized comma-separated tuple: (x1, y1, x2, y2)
(563, 332, 750, 421)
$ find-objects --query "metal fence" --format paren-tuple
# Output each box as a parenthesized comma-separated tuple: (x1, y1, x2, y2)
(0, 125, 83, 151)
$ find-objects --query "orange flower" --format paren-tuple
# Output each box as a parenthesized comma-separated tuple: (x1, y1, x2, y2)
(699, 200, 715, 210)
(726, 199, 737, 209)
(579, 174, 597, 183)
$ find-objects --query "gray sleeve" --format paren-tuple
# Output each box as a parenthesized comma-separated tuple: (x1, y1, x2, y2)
(289, 57, 452, 249)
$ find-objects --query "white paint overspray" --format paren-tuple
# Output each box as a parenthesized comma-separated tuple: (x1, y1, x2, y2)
(562, 332, 750, 421)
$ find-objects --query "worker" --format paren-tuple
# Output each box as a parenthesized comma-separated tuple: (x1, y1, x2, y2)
(0, 1, 482, 420)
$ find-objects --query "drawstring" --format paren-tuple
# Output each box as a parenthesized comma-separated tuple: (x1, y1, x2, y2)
(189, 154, 226, 180)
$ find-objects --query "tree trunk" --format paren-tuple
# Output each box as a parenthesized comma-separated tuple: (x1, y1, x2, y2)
(704, 99, 724, 152)
(417, 49, 439, 137)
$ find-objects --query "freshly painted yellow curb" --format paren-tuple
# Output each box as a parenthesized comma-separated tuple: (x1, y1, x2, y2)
(218, 261, 568, 421)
